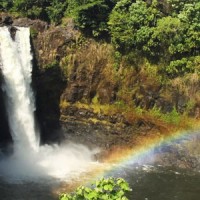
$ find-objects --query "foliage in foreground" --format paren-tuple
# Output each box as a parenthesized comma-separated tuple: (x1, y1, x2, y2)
(59, 177, 131, 200)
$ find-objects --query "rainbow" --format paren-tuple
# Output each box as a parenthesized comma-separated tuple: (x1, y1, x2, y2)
(56, 126, 200, 194)
(99, 126, 200, 175)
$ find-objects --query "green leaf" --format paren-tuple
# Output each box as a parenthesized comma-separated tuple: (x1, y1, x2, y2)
(59, 177, 131, 200)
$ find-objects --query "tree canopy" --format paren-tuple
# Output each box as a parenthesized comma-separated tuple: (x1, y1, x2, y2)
(108, 0, 200, 76)
(1, 0, 199, 76)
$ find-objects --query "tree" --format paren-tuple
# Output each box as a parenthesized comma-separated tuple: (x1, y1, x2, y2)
(109, 0, 161, 54)
(11, 0, 49, 19)
(167, 0, 199, 15)
(109, 0, 200, 76)
(46, 0, 67, 24)
(65, 0, 118, 37)
(0, 0, 13, 11)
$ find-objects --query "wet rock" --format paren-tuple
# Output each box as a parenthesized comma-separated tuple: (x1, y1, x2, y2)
(0, 73, 12, 148)
(154, 137, 200, 171)
(33, 25, 78, 68)
(61, 119, 135, 149)
(8, 26, 18, 40)
(62, 84, 85, 103)
(13, 18, 48, 32)
(0, 15, 13, 26)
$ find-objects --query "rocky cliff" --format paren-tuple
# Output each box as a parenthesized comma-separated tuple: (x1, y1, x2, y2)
(0, 14, 200, 169)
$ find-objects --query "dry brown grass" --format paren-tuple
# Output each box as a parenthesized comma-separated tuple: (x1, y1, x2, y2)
(60, 39, 115, 80)
(171, 72, 200, 102)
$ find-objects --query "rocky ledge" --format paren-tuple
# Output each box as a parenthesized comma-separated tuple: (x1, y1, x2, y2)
(0, 13, 47, 30)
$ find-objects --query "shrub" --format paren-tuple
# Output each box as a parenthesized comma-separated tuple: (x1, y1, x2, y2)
(30, 27, 38, 39)
(46, 0, 67, 24)
(44, 60, 59, 69)
(65, 0, 117, 38)
(162, 107, 181, 125)
(147, 106, 181, 125)
(59, 177, 131, 200)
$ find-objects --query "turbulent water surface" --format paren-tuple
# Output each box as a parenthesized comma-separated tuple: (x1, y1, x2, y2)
(0, 166, 199, 200)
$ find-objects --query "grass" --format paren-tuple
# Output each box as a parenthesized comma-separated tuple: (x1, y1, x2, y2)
(58, 32, 199, 136)
(60, 96, 197, 135)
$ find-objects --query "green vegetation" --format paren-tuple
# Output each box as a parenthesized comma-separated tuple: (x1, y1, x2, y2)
(59, 177, 131, 200)
(0, 0, 67, 24)
(2, 0, 197, 78)
(147, 106, 181, 125)
(30, 27, 38, 38)
(64, 0, 117, 37)
(44, 60, 59, 69)
(108, 0, 200, 76)
(1, 0, 199, 122)
(1, 0, 199, 70)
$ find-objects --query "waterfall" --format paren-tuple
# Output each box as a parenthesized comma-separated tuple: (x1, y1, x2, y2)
(0, 26, 98, 180)
(0, 27, 39, 153)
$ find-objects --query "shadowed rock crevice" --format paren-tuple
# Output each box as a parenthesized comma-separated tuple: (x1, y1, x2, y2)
(0, 72, 12, 150)
(34, 66, 66, 144)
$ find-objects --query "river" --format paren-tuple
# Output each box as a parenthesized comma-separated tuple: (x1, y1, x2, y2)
(112, 165, 200, 200)
(0, 165, 199, 200)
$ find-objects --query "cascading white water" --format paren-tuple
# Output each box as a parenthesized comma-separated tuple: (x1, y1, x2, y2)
(0, 27, 98, 180)
(0, 27, 39, 153)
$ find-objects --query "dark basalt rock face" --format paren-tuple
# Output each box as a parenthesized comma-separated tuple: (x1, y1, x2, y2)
(8, 26, 18, 40)
(30, 22, 78, 144)
(12, 18, 48, 31)
(0, 13, 48, 30)
(0, 14, 17, 39)
(0, 15, 13, 26)
(60, 106, 139, 148)
(0, 73, 12, 149)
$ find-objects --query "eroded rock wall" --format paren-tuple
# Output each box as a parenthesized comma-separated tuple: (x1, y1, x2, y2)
(0, 13, 199, 150)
